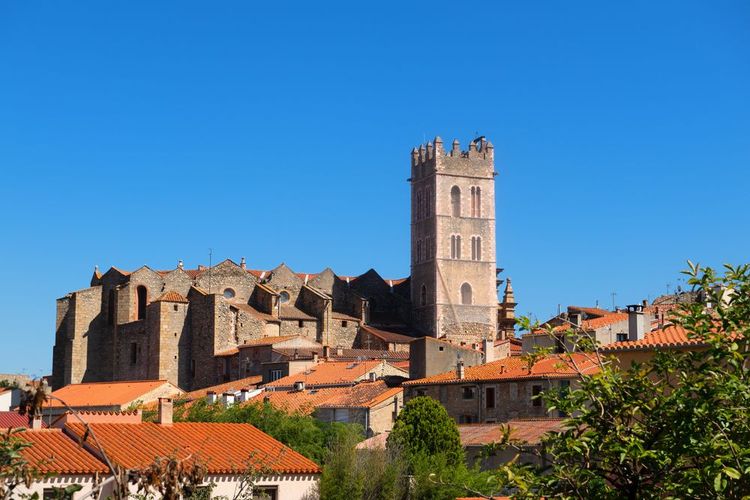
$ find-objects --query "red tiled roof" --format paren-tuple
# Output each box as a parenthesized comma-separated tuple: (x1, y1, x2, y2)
(272, 347, 409, 361)
(184, 376, 263, 401)
(215, 347, 239, 357)
(250, 387, 351, 415)
(602, 324, 706, 351)
(265, 360, 400, 389)
(404, 353, 601, 386)
(14, 429, 108, 474)
(568, 306, 612, 317)
(238, 335, 302, 348)
(0, 412, 47, 429)
(66, 422, 320, 474)
(360, 325, 415, 344)
(531, 312, 629, 335)
(390, 360, 410, 370)
(47, 380, 181, 408)
(315, 381, 402, 409)
(459, 418, 565, 446)
(154, 291, 189, 303)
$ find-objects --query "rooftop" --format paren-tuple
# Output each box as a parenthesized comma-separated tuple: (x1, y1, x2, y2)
(66, 422, 320, 475)
(0, 411, 47, 429)
(265, 360, 404, 389)
(602, 323, 705, 351)
(404, 353, 601, 386)
(13, 429, 108, 474)
(459, 418, 566, 446)
(46, 380, 181, 409)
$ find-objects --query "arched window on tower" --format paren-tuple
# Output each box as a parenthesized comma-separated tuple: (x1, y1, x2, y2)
(425, 187, 432, 217)
(451, 235, 462, 260)
(420, 284, 427, 306)
(471, 186, 482, 217)
(107, 289, 116, 326)
(451, 186, 461, 217)
(460, 283, 473, 305)
(471, 236, 482, 261)
(136, 286, 147, 320)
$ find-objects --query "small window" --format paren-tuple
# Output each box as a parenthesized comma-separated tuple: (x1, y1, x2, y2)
(136, 285, 148, 320)
(462, 386, 475, 400)
(130, 343, 138, 365)
(451, 185, 461, 217)
(616, 333, 628, 342)
(190, 359, 196, 377)
(532, 385, 543, 407)
(298, 320, 304, 328)
(254, 486, 278, 500)
(420, 284, 427, 306)
(270, 369, 283, 381)
(460, 283, 473, 305)
(438, 346, 444, 352)
(107, 289, 116, 326)
(279, 291, 290, 303)
(416, 389, 427, 397)
(43, 488, 75, 500)
(341, 320, 348, 327)
(223, 288, 235, 299)
(173, 304, 179, 311)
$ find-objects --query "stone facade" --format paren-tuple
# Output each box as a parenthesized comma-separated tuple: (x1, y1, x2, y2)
(51, 135, 514, 390)
(410, 137, 500, 342)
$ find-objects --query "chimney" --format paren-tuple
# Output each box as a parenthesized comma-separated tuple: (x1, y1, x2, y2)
(336, 346, 343, 356)
(323, 345, 331, 359)
(31, 414, 43, 430)
(240, 257, 246, 270)
(569, 312, 582, 328)
(482, 339, 494, 363)
(312, 352, 319, 363)
(157, 398, 173, 426)
(222, 392, 235, 407)
(293, 381, 305, 391)
(177, 260, 184, 270)
(206, 391, 217, 404)
(238, 388, 249, 403)
(456, 360, 465, 380)
(627, 304, 646, 341)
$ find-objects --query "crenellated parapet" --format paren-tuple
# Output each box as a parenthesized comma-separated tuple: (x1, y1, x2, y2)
(411, 136, 494, 181)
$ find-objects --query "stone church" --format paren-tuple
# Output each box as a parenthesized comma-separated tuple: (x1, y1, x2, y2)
(51, 136, 516, 390)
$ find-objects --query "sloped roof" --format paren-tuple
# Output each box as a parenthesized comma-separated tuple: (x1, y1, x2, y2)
(315, 381, 402, 409)
(154, 291, 189, 303)
(265, 360, 399, 389)
(404, 353, 601, 386)
(238, 335, 304, 348)
(66, 422, 320, 474)
(184, 376, 263, 400)
(250, 386, 352, 415)
(279, 305, 317, 321)
(14, 429, 108, 474)
(272, 347, 409, 361)
(459, 418, 566, 446)
(47, 380, 181, 408)
(360, 325, 416, 344)
(601, 324, 706, 351)
(530, 312, 629, 335)
(229, 302, 279, 323)
(0, 411, 47, 429)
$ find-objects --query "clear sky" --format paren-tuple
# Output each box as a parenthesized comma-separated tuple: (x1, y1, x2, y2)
(1, 1, 748, 376)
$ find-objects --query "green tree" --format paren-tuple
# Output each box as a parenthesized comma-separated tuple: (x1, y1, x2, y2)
(387, 396, 463, 468)
(496, 263, 750, 499)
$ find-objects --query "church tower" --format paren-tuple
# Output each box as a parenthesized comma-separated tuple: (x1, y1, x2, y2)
(410, 136, 498, 343)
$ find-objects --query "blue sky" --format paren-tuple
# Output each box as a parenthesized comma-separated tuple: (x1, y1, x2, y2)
(1, 1, 748, 376)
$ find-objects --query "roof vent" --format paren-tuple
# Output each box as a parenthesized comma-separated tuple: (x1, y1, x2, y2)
(293, 381, 305, 391)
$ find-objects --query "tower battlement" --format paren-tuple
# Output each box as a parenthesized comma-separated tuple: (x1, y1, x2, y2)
(410, 136, 494, 172)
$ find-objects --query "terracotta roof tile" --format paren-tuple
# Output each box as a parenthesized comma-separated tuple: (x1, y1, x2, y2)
(602, 324, 706, 351)
(13, 429, 108, 474)
(154, 291, 189, 303)
(404, 353, 601, 386)
(215, 347, 239, 357)
(0, 412, 47, 429)
(315, 381, 402, 409)
(360, 325, 416, 344)
(265, 360, 401, 389)
(568, 306, 612, 317)
(184, 376, 263, 400)
(47, 380, 181, 409)
(238, 335, 302, 348)
(272, 347, 409, 361)
(459, 418, 566, 446)
(66, 422, 320, 474)
(249, 387, 351, 415)
(531, 312, 629, 335)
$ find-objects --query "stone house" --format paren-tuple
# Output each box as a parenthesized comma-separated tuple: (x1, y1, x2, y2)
(403, 353, 601, 424)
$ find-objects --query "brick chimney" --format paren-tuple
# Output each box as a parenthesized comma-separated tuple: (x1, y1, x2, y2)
(627, 304, 646, 341)
(157, 398, 173, 426)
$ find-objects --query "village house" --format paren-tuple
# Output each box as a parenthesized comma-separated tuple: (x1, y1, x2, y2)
(403, 353, 601, 424)
(10, 399, 320, 499)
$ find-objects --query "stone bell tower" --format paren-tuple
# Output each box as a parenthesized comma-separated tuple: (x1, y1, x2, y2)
(410, 136, 498, 343)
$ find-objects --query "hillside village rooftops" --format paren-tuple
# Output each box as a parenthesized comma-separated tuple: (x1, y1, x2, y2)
(527, 312, 629, 335)
(46, 380, 182, 409)
(183, 375, 263, 400)
(601, 323, 706, 351)
(272, 347, 410, 361)
(404, 353, 601, 386)
(14, 429, 108, 474)
(459, 418, 566, 446)
(65, 422, 320, 475)
(265, 360, 406, 389)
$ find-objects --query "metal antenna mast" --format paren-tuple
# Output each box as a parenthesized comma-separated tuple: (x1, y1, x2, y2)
(208, 248, 213, 294)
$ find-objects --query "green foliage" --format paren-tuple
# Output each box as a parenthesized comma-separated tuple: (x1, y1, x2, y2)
(318, 426, 409, 500)
(177, 398, 363, 464)
(499, 263, 750, 499)
(387, 396, 463, 468)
